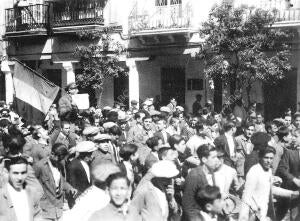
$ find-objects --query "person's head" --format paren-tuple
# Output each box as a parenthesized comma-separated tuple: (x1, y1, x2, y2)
(134, 112, 146, 124)
(213, 113, 222, 123)
(94, 134, 111, 153)
(170, 97, 177, 105)
(5, 156, 28, 191)
(169, 117, 179, 128)
(61, 121, 71, 136)
(66, 82, 78, 95)
(76, 141, 97, 164)
(142, 115, 152, 131)
(150, 160, 179, 191)
(294, 113, 300, 129)
(277, 126, 292, 144)
(91, 163, 121, 189)
(256, 113, 264, 124)
(32, 125, 49, 141)
(196, 144, 219, 172)
(196, 94, 202, 101)
(106, 172, 131, 207)
(259, 146, 276, 171)
(4, 135, 26, 157)
(243, 122, 255, 138)
(168, 134, 186, 153)
(202, 107, 209, 116)
(156, 118, 167, 131)
(190, 116, 199, 128)
(108, 125, 122, 141)
(195, 185, 224, 215)
(223, 121, 236, 135)
(284, 114, 292, 127)
(265, 121, 278, 136)
(0, 118, 10, 134)
(146, 136, 163, 152)
(119, 144, 138, 162)
(158, 147, 178, 161)
(50, 143, 68, 165)
(118, 120, 127, 131)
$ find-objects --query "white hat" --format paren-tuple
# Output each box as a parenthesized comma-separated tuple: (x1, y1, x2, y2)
(102, 122, 117, 130)
(94, 133, 111, 141)
(160, 106, 171, 113)
(82, 126, 100, 136)
(150, 160, 179, 178)
(176, 106, 184, 112)
(75, 141, 97, 153)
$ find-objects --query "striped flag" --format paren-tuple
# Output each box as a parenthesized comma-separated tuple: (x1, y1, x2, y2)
(13, 60, 60, 124)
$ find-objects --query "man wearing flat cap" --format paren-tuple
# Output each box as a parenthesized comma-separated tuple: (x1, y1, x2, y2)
(132, 160, 179, 221)
(58, 82, 79, 123)
(91, 134, 118, 168)
(83, 126, 100, 142)
(66, 141, 97, 208)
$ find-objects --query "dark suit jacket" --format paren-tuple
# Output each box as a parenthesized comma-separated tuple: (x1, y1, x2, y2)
(67, 159, 91, 193)
(277, 149, 300, 190)
(214, 134, 237, 167)
(34, 158, 74, 219)
(153, 131, 170, 144)
(182, 165, 208, 221)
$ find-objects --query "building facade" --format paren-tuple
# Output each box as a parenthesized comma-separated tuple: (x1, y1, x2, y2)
(0, 0, 300, 119)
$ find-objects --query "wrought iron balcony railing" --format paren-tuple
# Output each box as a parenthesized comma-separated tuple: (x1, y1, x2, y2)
(276, 8, 300, 23)
(128, 4, 193, 35)
(4, 2, 104, 36)
(52, 5, 104, 28)
(5, 4, 49, 33)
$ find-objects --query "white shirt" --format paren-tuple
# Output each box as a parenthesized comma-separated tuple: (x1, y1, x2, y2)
(123, 161, 134, 184)
(215, 164, 238, 197)
(200, 211, 218, 221)
(225, 133, 235, 157)
(62, 185, 110, 221)
(48, 160, 61, 188)
(80, 160, 90, 183)
(7, 184, 30, 221)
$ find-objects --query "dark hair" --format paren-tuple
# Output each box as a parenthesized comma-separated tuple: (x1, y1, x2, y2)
(108, 125, 122, 136)
(196, 144, 216, 160)
(107, 111, 118, 123)
(168, 135, 184, 149)
(0, 118, 10, 128)
(158, 147, 172, 160)
(4, 156, 28, 171)
(51, 143, 68, 156)
(8, 125, 23, 137)
(146, 136, 161, 151)
(258, 146, 276, 158)
(242, 121, 254, 129)
(195, 185, 221, 212)
(265, 121, 275, 133)
(106, 172, 130, 187)
(142, 115, 152, 122)
(223, 121, 236, 132)
(119, 144, 138, 161)
(277, 126, 289, 142)
(5, 135, 26, 155)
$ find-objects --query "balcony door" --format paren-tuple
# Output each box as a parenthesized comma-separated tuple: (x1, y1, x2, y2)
(161, 67, 185, 106)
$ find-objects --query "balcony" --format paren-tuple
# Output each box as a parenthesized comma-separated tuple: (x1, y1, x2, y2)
(51, 1, 105, 34)
(5, 4, 49, 38)
(128, 1, 195, 38)
(274, 8, 300, 27)
(3, 1, 105, 38)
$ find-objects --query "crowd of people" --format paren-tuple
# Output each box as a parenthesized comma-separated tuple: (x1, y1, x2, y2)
(1, 82, 300, 221)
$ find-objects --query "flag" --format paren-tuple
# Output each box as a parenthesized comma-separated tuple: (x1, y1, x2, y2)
(13, 60, 60, 124)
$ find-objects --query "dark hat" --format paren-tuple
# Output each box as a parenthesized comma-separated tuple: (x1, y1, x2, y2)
(131, 100, 138, 104)
(251, 132, 271, 147)
(65, 82, 78, 91)
(0, 108, 10, 115)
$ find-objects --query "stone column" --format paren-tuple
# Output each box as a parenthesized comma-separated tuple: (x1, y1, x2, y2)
(1, 60, 14, 104)
(61, 61, 75, 94)
(126, 59, 139, 108)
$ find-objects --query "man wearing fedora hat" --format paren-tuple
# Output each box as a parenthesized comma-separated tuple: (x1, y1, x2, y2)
(58, 82, 79, 123)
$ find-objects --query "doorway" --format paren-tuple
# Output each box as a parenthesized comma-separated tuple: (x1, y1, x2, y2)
(161, 67, 185, 106)
(264, 68, 297, 121)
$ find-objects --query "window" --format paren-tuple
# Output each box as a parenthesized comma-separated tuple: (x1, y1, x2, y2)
(171, 0, 182, 5)
(187, 79, 203, 91)
(155, 0, 167, 6)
